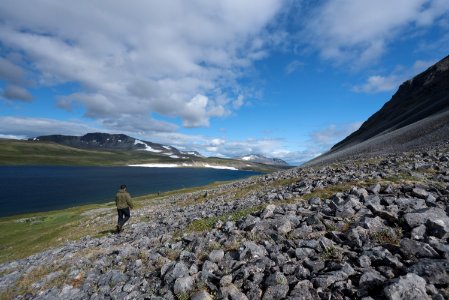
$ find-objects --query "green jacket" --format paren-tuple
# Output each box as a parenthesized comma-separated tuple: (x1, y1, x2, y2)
(115, 189, 134, 209)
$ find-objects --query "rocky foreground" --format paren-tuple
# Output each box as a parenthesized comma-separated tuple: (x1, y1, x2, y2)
(1, 144, 449, 299)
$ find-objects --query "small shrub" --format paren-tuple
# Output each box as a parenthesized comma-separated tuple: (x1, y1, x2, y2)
(320, 246, 342, 261)
(207, 241, 221, 251)
(164, 249, 181, 261)
(154, 256, 168, 269)
(371, 227, 402, 246)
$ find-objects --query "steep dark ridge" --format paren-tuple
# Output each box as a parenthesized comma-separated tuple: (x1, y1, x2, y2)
(305, 108, 449, 166)
(332, 54, 449, 152)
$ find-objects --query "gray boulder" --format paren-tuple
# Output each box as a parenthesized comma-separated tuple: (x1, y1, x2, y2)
(164, 262, 189, 284)
(262, 285, 289, 300)
(383, 273, 430, 300)
(394, 197, 427, 212)
(220, 283, 248, 300)
(274, 218, 292, 234)
(411, 187, 429, 199)
(191, 290, 213, 300)
(239, 241, 267, 260)
(208, 249, 224, 263)
(407, 259, 449, 285)
(173, 276, 194, 295)
(358, 270, 387, 293)
(403, 207, 449, 228)
(261, 204, 276, 219)
(426, 219, 449, 238)
(289, 280, 319, 299)
(400, 238, 439, 258)
(311, 263, 355, 289)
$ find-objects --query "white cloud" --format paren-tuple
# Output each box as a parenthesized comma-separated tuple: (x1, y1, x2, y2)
(302, 0, 449, 65)
(0, 134, 26, 140)
(0, 116, 102, 137)
(211, 138, 225, 146)
(0, 57, 33, 102)
(311, 122, 363, 148)
(232, 95, 245, 109)
(0, 57, 25, 83)
(0, 0, 282, 131)
(352, 75, 402, 93)
(352, 59, 437, 93)
(285, 60, 304, 74)
(198, 137, 321, 165)
(2, 84, 33, 101)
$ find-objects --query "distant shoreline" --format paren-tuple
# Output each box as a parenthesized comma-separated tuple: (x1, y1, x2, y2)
(128, 163, 239, 170)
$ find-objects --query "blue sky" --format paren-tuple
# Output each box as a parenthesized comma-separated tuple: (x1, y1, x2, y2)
(0, 0, 448, 164)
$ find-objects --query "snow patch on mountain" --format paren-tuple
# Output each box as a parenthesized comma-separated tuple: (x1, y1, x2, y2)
(134, 139, 162, 152)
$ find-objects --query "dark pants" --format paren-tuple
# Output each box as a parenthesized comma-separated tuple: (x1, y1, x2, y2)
(117, 207, 130, 227)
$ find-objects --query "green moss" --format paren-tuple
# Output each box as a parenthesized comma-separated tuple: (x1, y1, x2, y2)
(302, 183, 353, 200)
(384, 172, 419, 183)
(186, 205, 265, 232)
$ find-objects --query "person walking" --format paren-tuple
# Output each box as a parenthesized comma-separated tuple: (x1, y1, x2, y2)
(115, 184, 134, 233)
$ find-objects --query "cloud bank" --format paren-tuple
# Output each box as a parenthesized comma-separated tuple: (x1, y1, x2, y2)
(1, 1, 447, 165)
(0, 0, 282, 131)
(302, 0, 449, 66)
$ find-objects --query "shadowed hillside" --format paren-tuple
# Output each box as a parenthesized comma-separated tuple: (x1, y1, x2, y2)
(306, 55, 449, 167)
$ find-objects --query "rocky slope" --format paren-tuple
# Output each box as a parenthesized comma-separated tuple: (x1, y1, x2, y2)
(1, 141, 448, 299)
(306, 55, 449, 167)
(331, 54, 449, 153)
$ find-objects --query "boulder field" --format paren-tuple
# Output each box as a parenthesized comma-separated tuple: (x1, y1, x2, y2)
(1, 142, 449, 299)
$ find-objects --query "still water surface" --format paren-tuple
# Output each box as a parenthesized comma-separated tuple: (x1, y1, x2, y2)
(0, 166, 259, 217)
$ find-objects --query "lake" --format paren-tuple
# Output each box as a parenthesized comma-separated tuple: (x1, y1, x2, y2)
(0, 166, 259, 217)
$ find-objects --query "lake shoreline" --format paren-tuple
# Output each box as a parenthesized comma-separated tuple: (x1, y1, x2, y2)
(0, 178, 235, 221)
(0, 165, 259, 217)
(0, 177, 251, 263)
(128, 163, 239, 170)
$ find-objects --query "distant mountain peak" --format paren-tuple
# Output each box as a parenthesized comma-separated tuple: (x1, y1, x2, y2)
(236, 154, 289, 166)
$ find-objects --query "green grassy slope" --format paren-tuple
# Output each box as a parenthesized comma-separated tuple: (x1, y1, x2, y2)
(0, 139, 166, 166)
(0, 181, 234, 263)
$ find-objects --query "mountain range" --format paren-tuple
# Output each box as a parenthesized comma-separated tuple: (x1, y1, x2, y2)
(30, 134, 288, 166)
(0, 132, 290, 172)
(31, 133, 203, 159)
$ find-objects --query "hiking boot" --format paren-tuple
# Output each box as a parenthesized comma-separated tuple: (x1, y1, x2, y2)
(116, 225, 121, 233)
